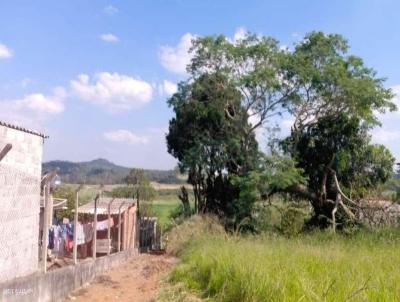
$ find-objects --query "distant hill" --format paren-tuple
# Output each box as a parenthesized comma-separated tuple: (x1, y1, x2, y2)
(42, 158, 184, 185)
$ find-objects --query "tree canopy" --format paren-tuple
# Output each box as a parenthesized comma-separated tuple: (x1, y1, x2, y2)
(167, 73, 260, 227)
(167, 30, 397, 230)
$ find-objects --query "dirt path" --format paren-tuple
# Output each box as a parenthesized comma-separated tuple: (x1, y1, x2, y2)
(66, 254, 177, 302)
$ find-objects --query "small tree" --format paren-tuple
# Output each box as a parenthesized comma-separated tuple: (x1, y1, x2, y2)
(124, 168, 156, 202)
(53, 186, 76, 221)
(178, 186, 191, 217)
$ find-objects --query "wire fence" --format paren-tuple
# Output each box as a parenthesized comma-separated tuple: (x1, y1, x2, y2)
(0, 158, 160, 281)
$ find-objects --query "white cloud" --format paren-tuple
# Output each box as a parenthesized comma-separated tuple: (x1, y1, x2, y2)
(0, 43, 13, 59)
(392, 85, 400, 109)
(372, 129, 400, 144)
(371, 85, 400, 160)
(233, 27, 247, 42)
(159, 33, 196, 74)
(158, 29, 252, 74)
(226, 27, 249, 44)
(0, 88, 65, 128)
(159, 80, 177, 96)
(103, 129, 149, 145)
(70, 72, 153, 112)
(104, 5, 118, 15)
(99, 33, 119, 43)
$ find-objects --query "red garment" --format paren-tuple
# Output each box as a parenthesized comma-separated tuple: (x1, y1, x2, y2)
(64, 237, 73, 252)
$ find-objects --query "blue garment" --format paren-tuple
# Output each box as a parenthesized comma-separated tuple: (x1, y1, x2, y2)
(66, 223, 74, 240)
(48, 228, 54, 249)
(60, 224, 68, 240)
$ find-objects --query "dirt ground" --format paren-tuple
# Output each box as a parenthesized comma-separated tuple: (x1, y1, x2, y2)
(66, 254, 178, 302)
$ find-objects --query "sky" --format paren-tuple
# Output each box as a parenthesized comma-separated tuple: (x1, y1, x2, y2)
(0, 0, 399, 169)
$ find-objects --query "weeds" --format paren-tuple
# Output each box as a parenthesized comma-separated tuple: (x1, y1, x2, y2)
(163, 221, 400, 302)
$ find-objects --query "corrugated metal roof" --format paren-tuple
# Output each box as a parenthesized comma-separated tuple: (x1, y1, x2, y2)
(77, 197, 136, 215)
(0, 120, 48, 138)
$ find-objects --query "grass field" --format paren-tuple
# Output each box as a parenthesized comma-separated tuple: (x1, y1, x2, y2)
(152, 196, 181, 228)
(161, 217, 400, 302)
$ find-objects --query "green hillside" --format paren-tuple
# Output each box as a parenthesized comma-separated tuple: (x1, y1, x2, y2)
(43, 158, 183, 184)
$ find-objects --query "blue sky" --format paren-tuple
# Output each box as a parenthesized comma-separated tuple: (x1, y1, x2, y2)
(0, 0, 399, 169)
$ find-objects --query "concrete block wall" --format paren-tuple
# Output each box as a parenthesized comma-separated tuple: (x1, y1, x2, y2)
(0, 249, 138, 302)
(0, 125, 44, 282)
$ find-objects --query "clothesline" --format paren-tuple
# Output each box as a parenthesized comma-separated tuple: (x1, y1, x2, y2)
(48, 217, 117, 255)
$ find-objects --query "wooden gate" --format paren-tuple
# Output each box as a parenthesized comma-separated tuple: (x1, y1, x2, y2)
(139, 217, 161, 252)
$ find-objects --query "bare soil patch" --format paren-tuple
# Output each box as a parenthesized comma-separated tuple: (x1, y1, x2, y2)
(66, 254, 177, 302)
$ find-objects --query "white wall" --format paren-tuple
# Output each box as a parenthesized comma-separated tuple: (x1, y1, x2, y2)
(0, 125, 43, 282)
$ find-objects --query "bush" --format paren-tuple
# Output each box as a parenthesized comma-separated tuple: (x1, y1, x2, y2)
(53, 186, 76, 221)
(251, 199, 310, 236)
(164, 215, 225, 256)
(279, 206, 308, 237)
(394, 189, 400, 204)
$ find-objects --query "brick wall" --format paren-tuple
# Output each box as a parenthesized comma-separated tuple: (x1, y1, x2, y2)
(0, 125, 44, 282)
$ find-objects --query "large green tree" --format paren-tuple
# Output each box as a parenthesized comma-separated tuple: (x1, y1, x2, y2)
(282, 114, 395, 226)
(167, 73, 259, 226)
(278, 32, 396, 226)
(167, 30, 396, 229)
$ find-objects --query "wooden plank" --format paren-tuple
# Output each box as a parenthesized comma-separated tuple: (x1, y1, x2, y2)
(96, 239, 111, 253)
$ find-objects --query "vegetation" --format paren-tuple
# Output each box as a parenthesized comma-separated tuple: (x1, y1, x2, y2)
(43, 158, 184, 185)
(282, 113, 394, 227)
(166, 30, 397, 230)
(53, 186, 77, 221)
(393, 166, 400, 203)
(159, 30, 400, 302)
(47, 29, 400, 302)
(167, 73, 260, 227)
(159, 215, 400, 302)
(56, 182, 183, 229)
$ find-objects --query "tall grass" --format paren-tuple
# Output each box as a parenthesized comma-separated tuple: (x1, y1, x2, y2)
(167, 224, 400, 301)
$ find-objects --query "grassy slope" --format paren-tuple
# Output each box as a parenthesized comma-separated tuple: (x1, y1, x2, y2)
(164, 225, 400, 302)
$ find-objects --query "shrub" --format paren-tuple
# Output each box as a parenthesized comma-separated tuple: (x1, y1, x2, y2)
(164, 215, 225, 256)
(279, 206, 308, 236)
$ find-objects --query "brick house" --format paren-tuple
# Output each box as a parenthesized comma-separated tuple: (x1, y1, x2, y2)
(0, 121, 46, 282)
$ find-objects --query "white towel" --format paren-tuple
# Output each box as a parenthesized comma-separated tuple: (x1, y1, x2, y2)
(96, 217, 114, 231)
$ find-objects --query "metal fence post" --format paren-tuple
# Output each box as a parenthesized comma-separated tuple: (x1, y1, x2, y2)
(93, 194, 98, 259)
(107, 198, 115, 255)
(73, 190, 79, 264)
(42, 184, 50, 272)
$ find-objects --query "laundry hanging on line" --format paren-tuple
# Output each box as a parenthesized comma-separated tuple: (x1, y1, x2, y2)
(96, 217, 114, 231)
